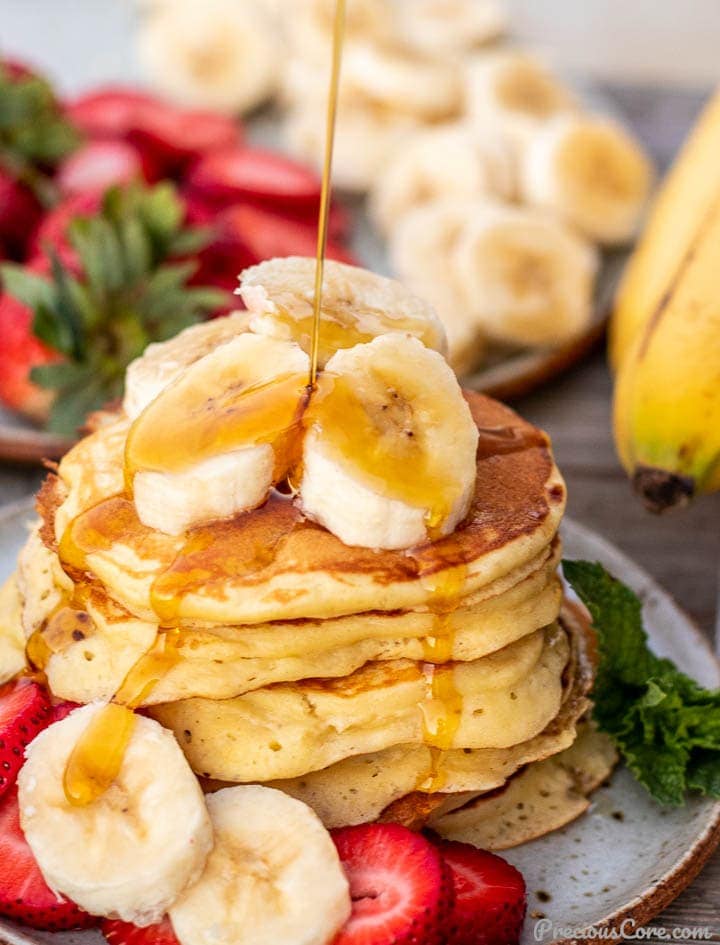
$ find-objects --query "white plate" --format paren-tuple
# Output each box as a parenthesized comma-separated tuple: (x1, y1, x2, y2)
(0, 501, 717, 945)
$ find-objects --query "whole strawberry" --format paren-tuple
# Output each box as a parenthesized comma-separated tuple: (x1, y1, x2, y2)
(0, 679, 52, 799)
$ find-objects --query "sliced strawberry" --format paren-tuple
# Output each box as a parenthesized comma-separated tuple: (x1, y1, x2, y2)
(0, 679, 52, 798)
(50, 701, 80, 724)
(0, 788, 96, 930)
(331, 823, 453, 945)
(209, 203, 358, 271)
(1, 57, 38, 82)
(0, 168, 42, 259)
(187, 146, 322, 210)
(436, 840, 527, 945)
(131, 107, 242, 176)
(64, 86, 163, 140)
(57, 140, 146, 197)
(102, 917, 180, 945)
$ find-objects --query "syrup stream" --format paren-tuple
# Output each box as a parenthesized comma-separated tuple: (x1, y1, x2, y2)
(309, 0, 346, 387)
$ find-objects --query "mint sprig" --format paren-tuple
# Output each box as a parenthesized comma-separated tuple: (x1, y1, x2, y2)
(1, 183, 231, 434)
(563, 559, 720, 806)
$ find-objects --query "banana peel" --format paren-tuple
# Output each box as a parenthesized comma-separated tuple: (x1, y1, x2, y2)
(611, 89, 720, 511)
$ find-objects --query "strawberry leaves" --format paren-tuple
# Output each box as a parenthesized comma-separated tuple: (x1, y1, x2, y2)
(0, 183, 231, 434)
(0, 62, 80, 202)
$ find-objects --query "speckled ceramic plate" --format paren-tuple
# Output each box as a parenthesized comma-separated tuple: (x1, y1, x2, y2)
(0, 501, 717, 945)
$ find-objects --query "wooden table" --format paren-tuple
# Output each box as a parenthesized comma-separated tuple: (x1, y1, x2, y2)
(0, 84, 718, 941)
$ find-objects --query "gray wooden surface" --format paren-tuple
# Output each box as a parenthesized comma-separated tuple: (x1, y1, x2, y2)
(1, 84, 719, 940)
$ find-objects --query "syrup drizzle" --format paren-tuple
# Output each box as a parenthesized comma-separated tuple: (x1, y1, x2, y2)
(309, 0, 346, 387)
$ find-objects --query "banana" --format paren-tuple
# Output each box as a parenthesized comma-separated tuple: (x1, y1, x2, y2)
(123, 313, 250, 420)
(369, 123, 515, 235)
(612, 196, 720, 511)
(392, 0, 507, 58)
(299, 332, 478, 549)
(137, 0, 279, 114)
(521, 114, 654, 245)
(290, 0, 394, 65)
(452, 202, 599, 347)
(610, 90, 720, 368)
(239, 256, 447, 365)
(169, 786, 350, 945)
(465, 50, 579, 151)
(341, 42, 462, 122)
(0, 577, 26, 684)
(126, 333, 310, 536)
(17, 704, 212, 925)
(284, 101, 422, 193)
(387, 199, 487, 374)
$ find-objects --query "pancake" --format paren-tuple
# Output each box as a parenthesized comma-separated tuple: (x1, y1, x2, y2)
(16, 534, 561, 703)
(46, 392, 565, 626)
(148, 623, 569, 782)
(0, 577, 25, 685)
(429, 721, 618, 849)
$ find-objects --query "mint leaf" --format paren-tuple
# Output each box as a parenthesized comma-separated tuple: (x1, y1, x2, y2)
(562, 560, 720, 806)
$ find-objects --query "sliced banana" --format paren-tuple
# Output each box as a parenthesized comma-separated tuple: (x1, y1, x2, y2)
(521, 114, 654, 245)
(341, 42, 462, 122)
(169, 786, 350, 945)
(284, 99, 422, 194)
(123, 313, 251, 420)
(465, 51, 579, 151)
(452, 202, 599, 348)
(392, 0, 507, 57)
(0, 577, 26, 684)
(126, 333, 310, 536)
(137, 0, 279, 114)
(17, 704, 213, 925)
(300, 333, 478, 549)
(388, 200, 486, 375)
(370, 123, 515, 235)
(290, 0, 394, 65)
(240, 256, 447, 367)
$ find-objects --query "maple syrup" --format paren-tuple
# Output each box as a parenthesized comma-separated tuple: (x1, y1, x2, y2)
(63, 702, 136, 806)
(26, 605, 96, 673)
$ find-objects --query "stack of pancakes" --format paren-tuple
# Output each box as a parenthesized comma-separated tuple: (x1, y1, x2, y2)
(6, 390, 599, 836)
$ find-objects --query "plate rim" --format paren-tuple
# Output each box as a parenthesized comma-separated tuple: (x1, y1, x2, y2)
(0, 506, 717, 945)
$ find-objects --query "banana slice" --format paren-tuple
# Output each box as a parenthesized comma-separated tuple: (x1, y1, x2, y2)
(521, 114, 654, 245)
(392, 0, 507, 57)
(341, 42, 462, 122)
(300, 333, 478, 549)
(126, 333, 310, 536)
(465, 51, 579, 150)
(291, 0, 394, 65)
(388, 200, 486, 375)
(17, 704, 212, 925)
(240, 256, 447, 367)
(124, 313, 250, 420)
(452, 202, 599, 348)
(370, 123, 515, 235)
(137, 0, 279, 114)
(169, 786, 350, 945)
(284, 99, 422, 194)
(0, 577, 26, 684)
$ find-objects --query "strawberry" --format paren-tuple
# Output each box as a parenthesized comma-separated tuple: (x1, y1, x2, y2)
(30, 190, 102, 262)
(65, 86, 163, 140)
(0, 168, 42, 259)
(331, 823, 454, 945)
(205, 203, 358, 276)
(102, 917, 180, 945)
(435, 840, 527, 945)
(0, 788, 96, 930)
(57, 140, 147, 197)
(186, 145, 322, 210)
(1, 57, 38, 82)
(0, 679, 52, 798)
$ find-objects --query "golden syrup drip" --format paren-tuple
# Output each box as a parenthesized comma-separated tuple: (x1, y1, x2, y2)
(62, 630, 184, 806)
(63, 702, 136, 806)
(305, 373, 454, 534)
(26, 606, 96, 672)
(309, 0, 346, 387)
(418, 564, 467, 793)
(124, 372, 310, 481)
(58, 495, 159, 574)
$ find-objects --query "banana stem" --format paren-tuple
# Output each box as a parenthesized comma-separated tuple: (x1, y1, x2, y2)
(632, 466, 695, 513)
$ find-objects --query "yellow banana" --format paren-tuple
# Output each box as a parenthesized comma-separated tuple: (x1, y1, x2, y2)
(612, 188, 720, 511)
(610, 88, 720, 368)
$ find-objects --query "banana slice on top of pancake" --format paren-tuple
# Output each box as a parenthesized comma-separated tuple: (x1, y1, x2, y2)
(238, 256, 448, 368)
(125, 333, 310, 535)
(299, 332, 478, 550)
